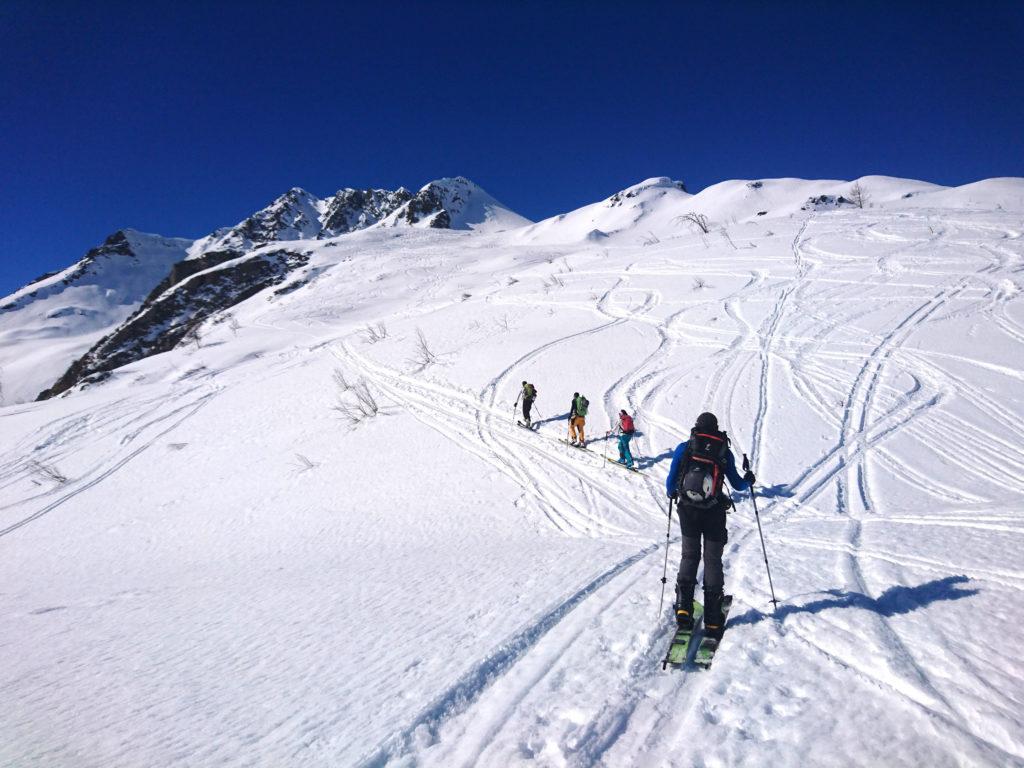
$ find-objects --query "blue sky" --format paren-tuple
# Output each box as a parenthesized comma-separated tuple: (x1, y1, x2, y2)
(2, 1, 1022, 295)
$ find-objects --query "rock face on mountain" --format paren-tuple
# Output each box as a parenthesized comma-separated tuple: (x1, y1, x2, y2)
(321, 188, 414, 233)
(32, 177, 530, 400)
(38, 248, 308, 399)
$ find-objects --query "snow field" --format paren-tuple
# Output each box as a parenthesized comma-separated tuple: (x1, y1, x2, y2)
(2, 196, 1024, 766)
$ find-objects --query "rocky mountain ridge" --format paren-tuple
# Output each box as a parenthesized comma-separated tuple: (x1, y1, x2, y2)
(12, 177, 526, 401)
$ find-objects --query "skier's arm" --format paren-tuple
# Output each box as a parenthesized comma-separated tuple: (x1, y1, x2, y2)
(665, 441, 688, 497)
(724, 450, 750, 491)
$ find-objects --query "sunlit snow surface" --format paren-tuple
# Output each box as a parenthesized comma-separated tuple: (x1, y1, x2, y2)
(2, 182, 1024, 766)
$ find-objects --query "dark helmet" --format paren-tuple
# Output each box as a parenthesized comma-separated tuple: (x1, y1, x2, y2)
(574, 392, 580, 398)
(522, 381, 527, 386)
(695, 412, 719, 432)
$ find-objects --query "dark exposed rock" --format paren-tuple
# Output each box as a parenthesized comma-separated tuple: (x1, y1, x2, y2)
(38, 249, 308, 400)
(322, 188, 412, 233)
(402, 187, 449, 226)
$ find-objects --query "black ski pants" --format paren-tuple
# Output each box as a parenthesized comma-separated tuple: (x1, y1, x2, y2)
(523, 397, 534, 423)
(676, 502, 728, 594)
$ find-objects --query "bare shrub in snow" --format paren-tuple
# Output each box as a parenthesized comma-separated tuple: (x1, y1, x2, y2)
(849, 181, 869, 209)
(363, 322, 388, 343)
(641, 231, 661, 246)
(182, 322, 203, 350)
(408, 328, 438, 370)
(227, 314, 241, 336)
(543, 273, 564, 291)
(333, 367, 353, 393)
(693, 277, 710, 291)
(333, 379, 380, 427)
(29, 460, 68, 485)
(719, 229, 738, 250)
(675, 212, 711, 234)
(291, 454, 319, 474)
(495, 314, 512, 332)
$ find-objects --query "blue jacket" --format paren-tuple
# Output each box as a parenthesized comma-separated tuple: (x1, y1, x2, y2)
(666, 440, 749, 498)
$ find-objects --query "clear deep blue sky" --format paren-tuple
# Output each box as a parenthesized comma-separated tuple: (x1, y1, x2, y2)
(2, 1, 1022, 295)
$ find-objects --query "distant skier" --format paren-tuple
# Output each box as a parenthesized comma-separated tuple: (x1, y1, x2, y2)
(609, 409, 636, 468)
(665, 411, 754, 639)
(568, 392, 589, 446)
(517, 381, 538, 426)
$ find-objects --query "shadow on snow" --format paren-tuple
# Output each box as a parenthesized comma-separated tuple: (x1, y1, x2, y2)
(728, 575, 978, 629)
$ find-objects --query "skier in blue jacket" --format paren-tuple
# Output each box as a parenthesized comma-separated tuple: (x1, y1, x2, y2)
(665, 412, 754, 638)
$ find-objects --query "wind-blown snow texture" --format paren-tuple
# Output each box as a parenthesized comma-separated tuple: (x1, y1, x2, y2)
(1, 175, 1023, 767)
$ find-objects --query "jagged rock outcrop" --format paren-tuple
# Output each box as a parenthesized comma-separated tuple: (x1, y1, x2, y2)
(321, 188, 413, 233)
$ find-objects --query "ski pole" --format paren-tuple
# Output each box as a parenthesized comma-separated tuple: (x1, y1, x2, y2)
(658, 497, 674, 617)
(744, 453, 779, 612)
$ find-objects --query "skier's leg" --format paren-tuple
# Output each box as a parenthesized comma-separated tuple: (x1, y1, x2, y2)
(579, 417, 586, 445)
(523, 398, 532, 425)
(702, 508, 728, 638)
(675, 505, 701, 627)
(617, 434, 626, 462)
(623, 434, 634, 467)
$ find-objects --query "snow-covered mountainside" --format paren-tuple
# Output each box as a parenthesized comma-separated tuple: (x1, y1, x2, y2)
(519, 175, 1020, 244)
(2, 176, 1024, 767)
(27, 177, 528, 401)
(0, 230, 191, 404)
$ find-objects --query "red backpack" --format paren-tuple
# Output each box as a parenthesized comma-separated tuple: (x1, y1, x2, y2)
(621, 414, 635, 434)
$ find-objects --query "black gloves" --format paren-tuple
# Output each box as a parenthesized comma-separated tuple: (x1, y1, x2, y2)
(669, 491, 678, 501)
(744, 470, 756, 486)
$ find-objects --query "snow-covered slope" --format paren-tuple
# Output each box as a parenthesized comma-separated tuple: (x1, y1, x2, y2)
(519, 176, 692, 242)
(521, 175, 1024, 245)
(2, 178, 1024, 767)
(0, 230, 191, 404)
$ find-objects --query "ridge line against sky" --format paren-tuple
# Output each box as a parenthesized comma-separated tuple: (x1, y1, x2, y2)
(2, 1, 1023, 295)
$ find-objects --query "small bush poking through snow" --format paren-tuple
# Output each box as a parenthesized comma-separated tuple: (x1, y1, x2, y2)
(333, 379, 380, 428)
(408, 328, 438, 371)
(29, 460, 68, 486)
(363, 322, 388, 344)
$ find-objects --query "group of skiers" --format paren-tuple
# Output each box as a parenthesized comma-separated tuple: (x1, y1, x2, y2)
(515, 382, 756, 642)
(517, 382, 636, 469)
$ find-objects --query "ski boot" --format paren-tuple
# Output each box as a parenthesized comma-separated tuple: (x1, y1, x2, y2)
(675, 580, 697, 630)
(703, 588, 725, 640)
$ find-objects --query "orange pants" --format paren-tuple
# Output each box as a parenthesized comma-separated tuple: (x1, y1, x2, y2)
(569, 416, 586, 444)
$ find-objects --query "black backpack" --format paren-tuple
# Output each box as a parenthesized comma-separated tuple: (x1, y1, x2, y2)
(677, 427, 730, 508)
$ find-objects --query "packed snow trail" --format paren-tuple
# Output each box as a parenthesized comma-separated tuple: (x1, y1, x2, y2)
(1, 199, 1023, 767)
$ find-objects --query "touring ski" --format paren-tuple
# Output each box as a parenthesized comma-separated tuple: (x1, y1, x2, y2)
(694, 595, 733, 669)
(604, 456, 646, 475)
(662, 602, 704, 669)
(516, 420, 538, 431)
